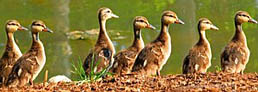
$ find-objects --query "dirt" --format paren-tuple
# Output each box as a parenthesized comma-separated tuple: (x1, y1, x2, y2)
(1, 72, 258, 92)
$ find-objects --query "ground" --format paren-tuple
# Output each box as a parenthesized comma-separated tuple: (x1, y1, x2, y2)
(0, 72, 258, 92)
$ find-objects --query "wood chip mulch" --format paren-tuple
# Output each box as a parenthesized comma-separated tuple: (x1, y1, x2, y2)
(1, 72, 258, 92)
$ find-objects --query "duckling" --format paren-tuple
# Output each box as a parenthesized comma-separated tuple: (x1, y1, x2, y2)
(111, 16, 155, 75)
(182, 18, 219, 74)
(0, 20, 27, 85)
(6, 20, 53, 87)
(221, 11, 257, 74)
(132, 11, 184, 76)
(83, 7, 119, 75)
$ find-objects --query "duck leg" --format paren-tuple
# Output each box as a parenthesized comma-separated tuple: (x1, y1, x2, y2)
(156, 70, 160, 76)
(29, 75, 34, 86)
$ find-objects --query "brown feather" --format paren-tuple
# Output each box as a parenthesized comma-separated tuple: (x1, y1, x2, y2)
(220, 11, 254, 74)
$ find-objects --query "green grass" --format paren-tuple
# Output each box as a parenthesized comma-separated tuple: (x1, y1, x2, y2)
(215, 65, 222, 72)
(71, 54, 112, 83)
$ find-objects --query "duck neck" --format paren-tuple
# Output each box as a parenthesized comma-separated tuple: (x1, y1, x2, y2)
(31, 32, 43, 50)
(232, 21, 246, 44)
(157, 23, 170, 42)
(97, 17, 109, 43)
(6, 32, 15, 47)
(99, 19, 107, 35)
(197, 30, 209, 46)
(131, 27, 144, 50)
(6, 32, 21, 52)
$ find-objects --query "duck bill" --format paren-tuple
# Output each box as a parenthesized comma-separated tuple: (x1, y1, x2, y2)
(175, 19, 185, 24)
(147, 24, 156, 30)
(248, 18, 258, 24)
(210, 24, 219, 31)
(111, 13, 119, 18)
(43, 27, 53, 33)
(18, 26, 28, 31)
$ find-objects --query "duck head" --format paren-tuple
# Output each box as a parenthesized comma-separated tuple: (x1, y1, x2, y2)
(98, 7, 119, 21)
(134, 16, 156, 30)
(235, 11, 257, 24)
(161, 10, 184, 25)
(5, 20, 28, 33)
(31, 20, 53, 33)
(198, 18, 219, 31)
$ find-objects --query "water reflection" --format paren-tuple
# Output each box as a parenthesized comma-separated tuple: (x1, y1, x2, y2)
(0, 0, 257, 82)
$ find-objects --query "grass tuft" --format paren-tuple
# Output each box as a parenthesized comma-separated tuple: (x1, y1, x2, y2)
(71, 54, 112, 83)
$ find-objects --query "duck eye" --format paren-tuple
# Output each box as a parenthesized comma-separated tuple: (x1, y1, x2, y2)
(34, 24, 45, 27)
(139, 20, 144, 22)
(169, 15, 174, 17)
(9, 23, 17, 26)
(243, 15, 250, 18)
(106, 10, 110, 13)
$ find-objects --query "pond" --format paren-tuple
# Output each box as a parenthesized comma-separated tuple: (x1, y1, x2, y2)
(0, 0, 258, 82)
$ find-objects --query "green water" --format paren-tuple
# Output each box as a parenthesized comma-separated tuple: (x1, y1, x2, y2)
(0, 0, 258, 82)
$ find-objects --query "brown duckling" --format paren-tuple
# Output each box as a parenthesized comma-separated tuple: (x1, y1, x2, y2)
(221, 11, 257, 74)
(182, 18, 219, 74)
(6, 20, 53, 87)
(83, 7, 119, 75)
(132, 11, 184, 76)
(111, 16, 156, 75)
(0, 20, 27, 85)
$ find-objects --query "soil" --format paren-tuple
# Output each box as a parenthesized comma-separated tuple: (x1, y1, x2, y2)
(1, 72, 258, 92)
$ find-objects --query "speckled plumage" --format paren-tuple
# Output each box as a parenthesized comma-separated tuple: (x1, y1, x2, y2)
(132, 11, 184, 76)
(0, 20, 27, 86)
(221, 11, 257, 74)
(111, 16, 155, 74)
(83, 7, 118, 74)
(6, 20, 52, 87)
(182, 18, 219, 74)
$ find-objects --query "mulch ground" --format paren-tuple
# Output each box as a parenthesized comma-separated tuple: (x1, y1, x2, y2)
(1, 72, 258, 92)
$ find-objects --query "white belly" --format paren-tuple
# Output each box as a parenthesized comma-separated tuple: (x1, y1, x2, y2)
(160, 38, 171, 70)
(33, 42, 46, 80)
(207, 43, 212, 68)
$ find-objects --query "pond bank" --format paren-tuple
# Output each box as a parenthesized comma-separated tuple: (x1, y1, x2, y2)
(1, 72, 257, 91)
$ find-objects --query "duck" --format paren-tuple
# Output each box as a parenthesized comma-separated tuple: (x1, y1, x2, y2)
(131, 10, 184, 76)
(0, 20, 28, 86)
(6, 20, 53, 87)
(111, 16, 156, 75)
(83, 7, 119, 75)
(182, 18, 219, 74)
(221, 11, 257, 74)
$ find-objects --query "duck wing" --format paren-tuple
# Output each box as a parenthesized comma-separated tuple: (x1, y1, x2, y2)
(6, 53, 39, 86)
(221, 43, 247, 71)
(182, 48, 209, 74)
(112, 49, 137, 73)
(132, 43, 163, 72)
(83, 51, 94, 74)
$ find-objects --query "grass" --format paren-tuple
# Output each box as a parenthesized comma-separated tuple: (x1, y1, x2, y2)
(71, 54, 112, 83)
(215, 65, 222, 72)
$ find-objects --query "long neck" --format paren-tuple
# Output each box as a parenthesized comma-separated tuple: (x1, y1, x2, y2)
(131, 27, 144, 50)
(232, 21, 246, 43)
(97, 17, 109, 42)
(6, 32, 16, 47)
(157, 23, 170, 42)
(5, 32, 21, 52)
(197, 30, 209, 45)
(31, 32, 43, 50)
